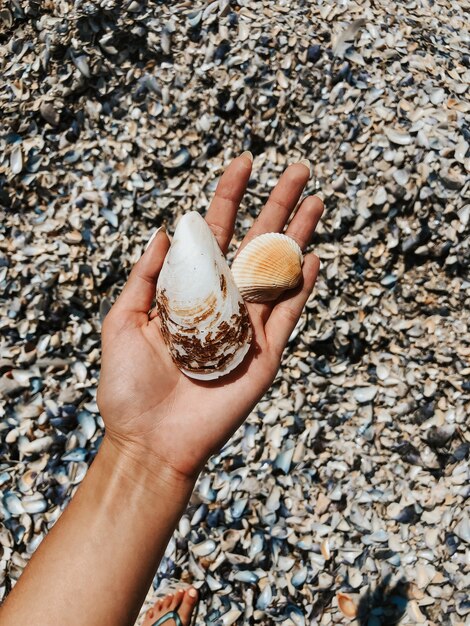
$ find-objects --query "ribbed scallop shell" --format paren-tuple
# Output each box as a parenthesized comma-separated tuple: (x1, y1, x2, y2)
(231, 233, 303, 303)
(156, 212, 252, 380)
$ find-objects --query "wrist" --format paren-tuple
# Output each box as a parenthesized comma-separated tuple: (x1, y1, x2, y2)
(98, 434, 197, 504)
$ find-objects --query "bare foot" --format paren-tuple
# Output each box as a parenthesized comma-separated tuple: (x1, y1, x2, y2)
(142, 587, 198, 626)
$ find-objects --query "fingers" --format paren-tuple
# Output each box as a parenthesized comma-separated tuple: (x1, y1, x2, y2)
(238, 161, 310, 253)
(205, 152, 253, 253)
(243, 191, 323, 331)
(285, 194, 324, 250)
(265, 253, 321, 357)
(112, 229, 170, 317)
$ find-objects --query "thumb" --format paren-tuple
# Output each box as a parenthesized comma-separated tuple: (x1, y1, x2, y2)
(113, 228, 170, 317)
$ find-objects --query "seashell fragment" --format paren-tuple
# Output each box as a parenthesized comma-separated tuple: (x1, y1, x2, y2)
(162, 147, 191, 170)
(3, 492, 25, 515)
(320, 537, 331, 560)
(21, 493, 47, 514)
(333, 18, 367, 57)
(233, 570, 259, 583)
(10, 146, 23, 175)
(231, 233, 303, 303)
(337, 592, 358, 619)
(256, 583, 273, 609)
(291, 566, 307, 587)
(72, 54, 90, 78)
(18, 470, 38, 494)
(191, 539, 217, 557)
(156, 212, 252, 380)
(385, 127, 413, 146)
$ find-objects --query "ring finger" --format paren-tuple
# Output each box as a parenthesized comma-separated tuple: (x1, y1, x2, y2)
(237, 160, 311, 255)
(285, 194, 324, 251)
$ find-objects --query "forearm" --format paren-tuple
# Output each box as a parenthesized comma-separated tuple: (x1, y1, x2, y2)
(0, 435, 196, 626)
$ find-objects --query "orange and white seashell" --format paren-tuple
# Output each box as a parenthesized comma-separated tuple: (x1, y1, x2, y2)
(156, 212, 252, 380)
(231, 233, 303, 303)
(337, 592, 358, 619)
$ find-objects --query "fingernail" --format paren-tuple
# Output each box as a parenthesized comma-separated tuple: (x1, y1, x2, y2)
(298, 158, 311, 173)
(313, 191, 324, 202)
(241, 150, 253, 163)
(145, 227, 162, 251)
(188, 588, 197, 598)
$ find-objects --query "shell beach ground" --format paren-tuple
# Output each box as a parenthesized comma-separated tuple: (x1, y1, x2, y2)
(0, 1, 469, 624)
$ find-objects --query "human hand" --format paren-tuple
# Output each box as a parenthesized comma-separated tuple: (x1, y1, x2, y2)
(97, 153, 323, 481)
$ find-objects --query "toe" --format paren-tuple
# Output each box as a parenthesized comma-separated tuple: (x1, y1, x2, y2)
(143, 603, 158, 626)
(142, 590, 191, 626)
(177, 588, 186, 608)
(179, 587, 198, 625)
(169, 589, 183, 611)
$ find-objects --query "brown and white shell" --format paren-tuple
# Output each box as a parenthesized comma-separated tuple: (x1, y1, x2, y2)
(231, 233, 303, 303)
(156, 212, 252, 380)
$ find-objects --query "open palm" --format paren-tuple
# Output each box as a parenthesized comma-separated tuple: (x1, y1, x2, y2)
(97, 154, 323, 479)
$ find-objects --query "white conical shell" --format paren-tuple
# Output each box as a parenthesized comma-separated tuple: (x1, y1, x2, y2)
(156, 212, 252, 380)
(231, 233, 303, 303)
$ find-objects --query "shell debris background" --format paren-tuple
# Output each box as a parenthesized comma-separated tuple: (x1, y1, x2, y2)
(0, 0, 469, 625)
